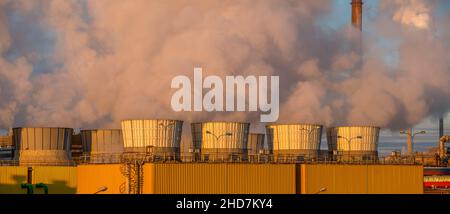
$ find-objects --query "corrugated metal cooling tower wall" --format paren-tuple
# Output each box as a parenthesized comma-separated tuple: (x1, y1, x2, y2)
(80, 129, 124, 163)
(121, 119, 183, 159)
(80, 129, 124, 155)
(266, 124, 323, 160)
(191, 122, 250, 161)
(13, 127, 74, 166)
(326, 126, 380, 160)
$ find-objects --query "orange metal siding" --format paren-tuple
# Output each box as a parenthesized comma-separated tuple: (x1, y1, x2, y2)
(0, 167, 27, 194)
(33, 166, 77, 194)
(76, 164, 126, 194)
(367, 165, 423, 194)
(0, 166, 76, 194)
(143, 163, 296, 194)
(300, 164, 423, 194)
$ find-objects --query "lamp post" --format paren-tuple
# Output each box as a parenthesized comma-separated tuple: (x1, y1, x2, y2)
(400, 129, 426, 157)
(94, 186, 108, 194)
(299, 127, 321, 160)
(314, 187, 327, 194)
(337, 135, 362, 161)
(206, 130, 233, 161)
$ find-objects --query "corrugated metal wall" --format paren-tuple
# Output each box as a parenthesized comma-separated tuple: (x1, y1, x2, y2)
(13, 127, 73, 150)
(33, 166, 77, 194)
(367, 165, 423, 194)
(144, 163, 296, 194)
(191, 122, 250, 150)
(0, 164, 422, 194)
(300, 164, 423, 194)
(327, 126, 380, 152)
(0, 166, 77, 194)
(80, 129, 124, 154)
(121, 119, 183, 149)
(0, 167, 27, 194)
(77, 164, 126, 194)
(13, 127, 73, 165)
(266, 124, 322, 151)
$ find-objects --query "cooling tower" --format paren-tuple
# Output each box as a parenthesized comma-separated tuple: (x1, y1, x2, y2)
(80, 129, 124, 163)
(121, 119, 183, 161)
(327, 126, 380, 161)
(266, 124, 323, 161)
(13, 127, 74, 166)
(191, 122, 250, 162)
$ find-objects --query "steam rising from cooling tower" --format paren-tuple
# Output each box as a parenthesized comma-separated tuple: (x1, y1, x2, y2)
(0, 0, 449, 135)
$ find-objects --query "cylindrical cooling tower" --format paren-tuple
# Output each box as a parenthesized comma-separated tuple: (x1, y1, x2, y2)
(13, 127, 74, 166)
(121, 119, 183, 161)
(327, 126, 380, 161)
(191, 122, 250, 162)
(80, 129, 124, 163)
(266, 124, 323, 161)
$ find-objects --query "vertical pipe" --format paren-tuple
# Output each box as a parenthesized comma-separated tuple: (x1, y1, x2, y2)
(439, 118, 444, 138)
(407, 128, 413, 156)
(27, 166, 33, 184)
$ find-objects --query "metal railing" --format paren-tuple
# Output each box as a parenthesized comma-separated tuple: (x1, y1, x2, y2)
(72, 151, 420, 165)
(0, 151, 424, 166)
(0, 159, 75, 166)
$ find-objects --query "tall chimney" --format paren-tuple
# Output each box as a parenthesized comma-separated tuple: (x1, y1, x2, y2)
(439, 118, 444, 138)
(351, 0, 363, 31)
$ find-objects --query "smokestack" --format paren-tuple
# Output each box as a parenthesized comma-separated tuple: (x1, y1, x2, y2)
(439, 118, 444, 138)
(351, 0, 363, 31)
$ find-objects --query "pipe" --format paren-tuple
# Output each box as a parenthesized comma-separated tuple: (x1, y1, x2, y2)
(439, 118, 444, 138)
(351, 0, 363, 31)
(407, 128, 413, 156)
(36, 183, 49, 194)
(21, 184, 34, 194)
(27, 167, 33, 184)
(21, 167, 34, 194)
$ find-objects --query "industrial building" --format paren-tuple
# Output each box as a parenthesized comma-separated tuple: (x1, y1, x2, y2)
(75, 163, 422, 194)
(266, 124, 323, 162)
(0, 120, 429, 194)
(0, 0, 444, 195)
(191, 122, 250, 162)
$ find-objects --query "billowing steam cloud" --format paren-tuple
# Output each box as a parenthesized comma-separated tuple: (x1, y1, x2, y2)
(0, 0, 449, 135)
